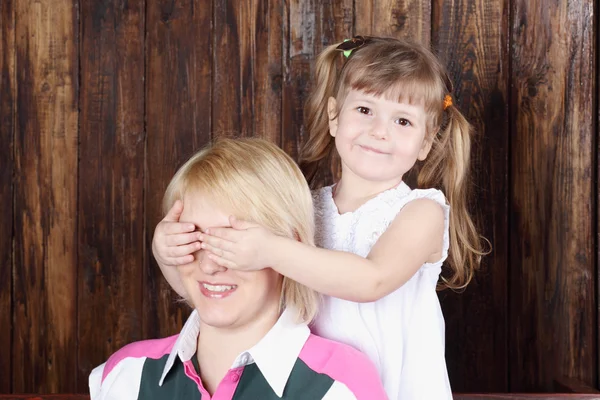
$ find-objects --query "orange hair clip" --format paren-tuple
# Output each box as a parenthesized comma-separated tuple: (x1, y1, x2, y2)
(443, 94, 453, 110)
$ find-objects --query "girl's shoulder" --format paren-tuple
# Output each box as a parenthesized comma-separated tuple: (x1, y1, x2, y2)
(363, 183, 449, 219)
(403, 187, 449, 210)
(309, 182, 449, 222)
(311, 185, 335, 214)
(311, 185, 333, 200)
(364, 185, 450, 259)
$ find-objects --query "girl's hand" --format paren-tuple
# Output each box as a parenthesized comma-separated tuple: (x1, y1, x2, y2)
(199, 216, 272, 271)
(152, 200, 202, 267)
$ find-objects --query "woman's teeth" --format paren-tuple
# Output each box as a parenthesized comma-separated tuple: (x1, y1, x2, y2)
(202, 283, 236, 292)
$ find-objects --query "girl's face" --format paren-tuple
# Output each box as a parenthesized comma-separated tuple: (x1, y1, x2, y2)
(178, 193, 283, 332)
(328, 89, 433, 185)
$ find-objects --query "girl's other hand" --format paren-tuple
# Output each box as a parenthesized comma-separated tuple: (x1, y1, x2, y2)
(152, 200, 202, 267)
(200, 216, 272, 271)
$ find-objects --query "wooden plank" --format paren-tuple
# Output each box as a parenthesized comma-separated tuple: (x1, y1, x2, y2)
(212, 0, 242, 136)
(282, 0, 316, 161)
(598, 1, 600, 388)
(144, 0, 212, 339)
(282, 0, 352, 170)
(433, 0, 509, 392)
(13, 0, 78, 392)
(252, 0, 284, 144)
(213, 0, 284, 143)
(354, 0, 430, 43)
(0, 0, 15, 392)
(77, 0, 145, 391)
(553, 376, 600, 393)
(510, 0, 596, 391)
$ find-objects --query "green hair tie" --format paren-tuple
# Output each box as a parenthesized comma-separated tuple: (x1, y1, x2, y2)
(335, 36, 367, 58)
(342, 39, 353, 58)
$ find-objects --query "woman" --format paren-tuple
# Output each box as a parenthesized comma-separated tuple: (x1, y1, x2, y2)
(89, 138, 386, 400)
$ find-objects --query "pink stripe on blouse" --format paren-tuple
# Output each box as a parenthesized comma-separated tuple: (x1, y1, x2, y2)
(102, 335, 179, 382)
(298, 334, 387, 400)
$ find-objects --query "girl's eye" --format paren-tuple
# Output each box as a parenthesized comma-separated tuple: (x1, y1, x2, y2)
(357, 106, 371, 115)
(396, 118, 412, 127)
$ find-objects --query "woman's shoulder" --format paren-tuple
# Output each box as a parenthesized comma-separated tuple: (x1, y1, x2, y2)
(106, 335, 178, 369)
(89, 334, 180, 394)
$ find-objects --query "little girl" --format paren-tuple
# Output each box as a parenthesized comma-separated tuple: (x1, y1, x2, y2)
(153, 36, 486, 399)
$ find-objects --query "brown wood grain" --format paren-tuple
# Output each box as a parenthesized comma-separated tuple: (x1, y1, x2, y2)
(212, 0, 284, 143)
(13, 0, 79, 392)
(212, 0, 242, 137)
(597, 1, 600, 388)
(553, 376, 600, 393)
(1, 0, 599, 394)
(433, 0, 510, 392)
(144, 0, 212, 340)
(76, 0, 145, 392)
(509, 0, 596, 391)
(282, 0, 352, 168)
(0, 0, 15, 392)
(281, 0, 315, 161)
(252, 0, 284, 144)
(354, 0, 431, 43)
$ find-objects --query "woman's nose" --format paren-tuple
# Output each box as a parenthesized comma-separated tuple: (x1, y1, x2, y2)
(198, 254, 227, 274)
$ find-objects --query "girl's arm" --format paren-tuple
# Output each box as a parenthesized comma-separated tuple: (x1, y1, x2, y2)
(202, 198, 445, 303)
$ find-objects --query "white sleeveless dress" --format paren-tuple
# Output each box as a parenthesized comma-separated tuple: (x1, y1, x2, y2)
(312, 182, 452, 400)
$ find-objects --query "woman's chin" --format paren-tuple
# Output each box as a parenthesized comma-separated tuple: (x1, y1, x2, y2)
(195, 304, 244, 329)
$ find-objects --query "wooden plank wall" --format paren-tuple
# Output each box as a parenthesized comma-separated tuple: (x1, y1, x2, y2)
(144, 0, 212, 342)
(12, 0, 79, 393)
(0, 0, 596, 394)
(0, 0, 15, 394)
(434, 0, 510, 392)
(76, 0, 146, 392)
(509, 0, 596, 391)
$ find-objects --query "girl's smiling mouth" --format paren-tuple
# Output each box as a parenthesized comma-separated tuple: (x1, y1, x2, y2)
(358, 144, 388, 154)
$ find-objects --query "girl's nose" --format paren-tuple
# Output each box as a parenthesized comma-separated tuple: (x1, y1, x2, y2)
(369, 118, 388, 139)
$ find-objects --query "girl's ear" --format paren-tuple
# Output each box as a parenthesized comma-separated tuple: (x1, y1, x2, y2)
(327, 97, 338, 137)
(417, 131, 435, 161)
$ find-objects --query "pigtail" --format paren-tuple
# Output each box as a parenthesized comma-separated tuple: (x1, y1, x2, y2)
(418, 105, 488, 290)
(299, 44, 343, 189)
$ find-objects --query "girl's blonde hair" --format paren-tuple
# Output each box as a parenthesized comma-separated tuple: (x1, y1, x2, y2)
(300, 36, 488, 290)
(163, 137, 320, 322)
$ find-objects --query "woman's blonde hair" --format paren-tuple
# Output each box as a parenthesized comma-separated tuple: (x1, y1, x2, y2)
(163, 137, 320, 322)
(299, 36, 488, 290)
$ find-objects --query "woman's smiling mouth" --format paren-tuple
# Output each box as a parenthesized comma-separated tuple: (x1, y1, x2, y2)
(199, 282, 238, 298)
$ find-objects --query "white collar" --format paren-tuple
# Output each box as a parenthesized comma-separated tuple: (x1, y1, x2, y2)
(159, 307, 310, 397)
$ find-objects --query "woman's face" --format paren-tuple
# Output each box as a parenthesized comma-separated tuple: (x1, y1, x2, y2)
(177, 192, 283, 331)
